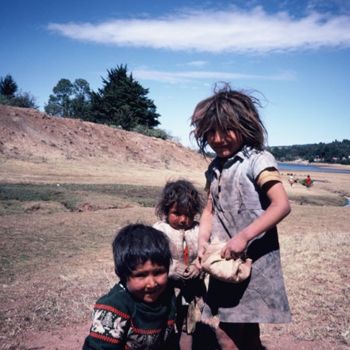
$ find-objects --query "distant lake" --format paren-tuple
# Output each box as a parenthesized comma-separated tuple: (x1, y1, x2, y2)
(278, 162, 350, 174)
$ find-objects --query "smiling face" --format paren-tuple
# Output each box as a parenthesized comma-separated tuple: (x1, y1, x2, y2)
(126, 260, 168, 303)
(167, 204, 194, 230)
(207, 128, 242, 159)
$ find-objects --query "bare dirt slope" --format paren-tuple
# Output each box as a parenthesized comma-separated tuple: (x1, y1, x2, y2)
(0, 105, 208, 187)
(0, 105, 205, 168)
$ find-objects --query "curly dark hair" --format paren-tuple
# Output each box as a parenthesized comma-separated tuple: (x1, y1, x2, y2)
(155, 180, 204, 220)
(190, 82, 267, 155)
(112, 224, 172, 284)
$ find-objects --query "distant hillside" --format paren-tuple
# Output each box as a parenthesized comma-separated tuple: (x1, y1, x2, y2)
(0, 105, 207, 171)
(268, 140, 350, 165)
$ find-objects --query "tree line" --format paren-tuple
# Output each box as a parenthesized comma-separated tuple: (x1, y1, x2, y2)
(0, 65, 172, 140)
(268, 139, 350, 165)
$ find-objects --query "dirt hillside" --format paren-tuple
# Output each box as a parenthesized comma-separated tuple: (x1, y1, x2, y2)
(0, 104, 206, 171)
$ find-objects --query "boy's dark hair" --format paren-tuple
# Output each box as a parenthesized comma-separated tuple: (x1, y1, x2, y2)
(112, 224, 172, 284)
(190, 82, 267, 155)
(155, 179, 204, 219)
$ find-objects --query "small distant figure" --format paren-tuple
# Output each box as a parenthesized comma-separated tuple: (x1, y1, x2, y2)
(305, 175, 312, 187)
(83, 224, 177, 350)
(288, 174, 296, 187)
(300, 174, 313, 187)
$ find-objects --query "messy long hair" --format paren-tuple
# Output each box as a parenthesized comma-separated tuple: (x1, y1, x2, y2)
(155, 179, 204, 220)
(190, 82, 267, 155)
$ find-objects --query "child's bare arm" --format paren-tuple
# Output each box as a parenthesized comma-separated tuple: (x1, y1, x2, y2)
(196, 194, 213, 267)
(221, 181, 291, 259)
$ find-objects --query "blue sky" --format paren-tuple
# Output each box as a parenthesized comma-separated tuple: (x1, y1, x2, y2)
(1, 0, 350, 148)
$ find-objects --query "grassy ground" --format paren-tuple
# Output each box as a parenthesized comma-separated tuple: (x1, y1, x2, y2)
(0, 183, 162, 282)
(0, 183, 161, 214)
(0, 184, 159, 350)
(261, 205, 350, 348)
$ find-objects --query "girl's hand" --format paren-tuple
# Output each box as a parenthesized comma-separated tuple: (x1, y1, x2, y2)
(221, 234, 248, 260)
(172, 262, 188, 280)
(195, 242, 208, 268)
(183, 264, 200, 279)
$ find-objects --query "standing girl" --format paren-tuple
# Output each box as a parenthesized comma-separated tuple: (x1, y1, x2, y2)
(191, 84, 291, 349)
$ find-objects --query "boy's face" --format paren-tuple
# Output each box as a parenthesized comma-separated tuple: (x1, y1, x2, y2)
(127, 260, 168, 303)
(167, 204, 194, 230)
(207, 128, 242, 158)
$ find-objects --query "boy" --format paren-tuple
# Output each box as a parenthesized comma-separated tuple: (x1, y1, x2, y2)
(83, 224, 177, 350)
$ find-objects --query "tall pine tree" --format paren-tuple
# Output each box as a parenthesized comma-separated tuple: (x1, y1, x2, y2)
(90, 65, 160, 130)
(0, 75, 18, 98)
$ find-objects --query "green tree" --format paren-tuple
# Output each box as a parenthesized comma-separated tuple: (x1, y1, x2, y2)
(45, 78, 91, 119)
(0, 75, 38, 108)
(268, 139, 350, 165)
(45, 79, 73, 117)
(0, 74, 18, 98)
(90, 65, 160, 130)
(70, 79, 91, 119)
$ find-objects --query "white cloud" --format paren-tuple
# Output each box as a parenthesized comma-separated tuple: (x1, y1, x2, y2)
(48, 7, 350, 53)
(185, 61, 208, 67)
(132, 69, 295, 84)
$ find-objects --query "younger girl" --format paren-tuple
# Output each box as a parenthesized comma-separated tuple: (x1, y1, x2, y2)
(191, 84, 291, 349)
(153, 180, 207, 350)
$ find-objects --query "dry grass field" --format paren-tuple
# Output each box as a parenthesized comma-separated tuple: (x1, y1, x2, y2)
(261, 171, 350, 349)
(0, 105, 350, 349)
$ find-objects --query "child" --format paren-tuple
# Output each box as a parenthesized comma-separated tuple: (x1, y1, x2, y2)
(305, 174, 312, 187)
(153, 180, 207, 350)
(191, 84, 291, 349)
(83, 224, 177, 350)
